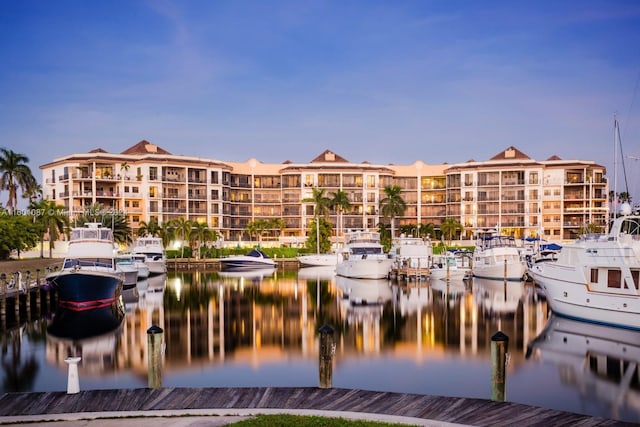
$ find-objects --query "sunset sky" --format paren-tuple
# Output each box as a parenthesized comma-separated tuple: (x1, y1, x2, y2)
(2, 1, 640, 202)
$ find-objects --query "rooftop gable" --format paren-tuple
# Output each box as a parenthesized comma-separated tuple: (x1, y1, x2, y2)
(121, 140, 172, 155)
(489, 146, 531, 161)
(310, 150, 349, 163)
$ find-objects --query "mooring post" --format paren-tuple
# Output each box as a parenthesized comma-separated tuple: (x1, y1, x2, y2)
(318, 324, 335, 389)
(147, 325, 164, 389)
(65, 356, 82, 394)
(491, 331, 509, 402)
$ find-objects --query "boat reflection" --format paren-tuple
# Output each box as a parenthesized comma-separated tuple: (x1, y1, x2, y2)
(396, 283, 432, 316)
(46, 301, 125, 375)
(336, 276, 393, 306)
(527, 315, 640, 422)
(429, 276, 468, 296)
(471, 277, 525, 315)
(336, 276, 394, 353)
(296, 265, 336, 281)
(218, 267, 276, 283)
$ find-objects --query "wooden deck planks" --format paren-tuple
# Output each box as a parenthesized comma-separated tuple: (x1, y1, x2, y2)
(0, 387, 628, 426)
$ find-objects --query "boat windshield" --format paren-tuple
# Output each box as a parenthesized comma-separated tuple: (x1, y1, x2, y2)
(64, 258, 114, 269)
(352, 247, 383, 255)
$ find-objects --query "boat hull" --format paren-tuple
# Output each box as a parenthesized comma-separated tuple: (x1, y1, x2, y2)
(530, 267, 640, 330)
(430, 267, 469, 282)
(336, 257, 393, 279)
(297, 254, 339, 267)
(146, 259, 167, 275)
(220, 250, 276, 271)
(47, 270, 123, 311)
(472, 262, 526, 281)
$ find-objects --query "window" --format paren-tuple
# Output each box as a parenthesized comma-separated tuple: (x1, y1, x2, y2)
(590, 269, 598, 283)
(607, 270, 621, 288)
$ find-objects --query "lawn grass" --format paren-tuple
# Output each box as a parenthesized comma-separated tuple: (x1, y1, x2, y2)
(230, 414, 419, 426)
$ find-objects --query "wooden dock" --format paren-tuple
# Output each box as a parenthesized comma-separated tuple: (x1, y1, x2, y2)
(0, 387, 622, 426)
(388, 266, 430, 281)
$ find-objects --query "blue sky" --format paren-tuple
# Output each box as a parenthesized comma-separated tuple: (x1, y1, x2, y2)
(2, 1, 640, 201)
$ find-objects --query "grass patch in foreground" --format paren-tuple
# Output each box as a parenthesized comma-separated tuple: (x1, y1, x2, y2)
(230, 414, 419, 426)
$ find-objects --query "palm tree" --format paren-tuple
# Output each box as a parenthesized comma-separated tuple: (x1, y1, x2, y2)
(30, 199, 69, 258)
(138, 218, 161, 237)
(303, 188, 333, 251)
(377, 222, 392, 252)
(0, 148, 37, 213)
(304, 187, 331, 218)
(440, 217, 463, 248)
(417, 223, 435, 239)
(172, 217, 193, 258)
(190, 221, 212, 259)
(330, 189, 351, 238)
(158, 221, 175, 249)
(380, 185, 407, 239)
(120, 162, 130, 179)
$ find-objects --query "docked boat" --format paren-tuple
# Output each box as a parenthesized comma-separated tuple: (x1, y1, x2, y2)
(45, 223, 124, 311)
(388, 235, 432, 279)
(131, 236, 167, 275)
(429, 250, 472, 282)
(132, 253, 150, 279)
(297, 253, 340, 267)
(219, 249, 277, 270)
(471, 231, 526, 281)
(115, 254, 140, 289)
(528, 210, 640, 330)
(335, 230, 393, 280)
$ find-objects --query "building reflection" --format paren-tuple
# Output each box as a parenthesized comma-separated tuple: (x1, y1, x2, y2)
(44, 269, 550, 377)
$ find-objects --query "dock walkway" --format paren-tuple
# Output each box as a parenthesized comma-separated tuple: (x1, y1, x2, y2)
(0, 387, 624, 426)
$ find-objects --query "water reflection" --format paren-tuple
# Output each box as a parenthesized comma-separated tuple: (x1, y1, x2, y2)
(46, 300, 125, 375)
(527, 315, 640, 421)
(1, 269, 639, 422)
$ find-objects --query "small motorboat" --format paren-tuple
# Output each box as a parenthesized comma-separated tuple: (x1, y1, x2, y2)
(219, 249, 277, 270)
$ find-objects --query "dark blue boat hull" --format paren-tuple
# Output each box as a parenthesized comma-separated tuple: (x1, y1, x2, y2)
(48, 271, 123, 310)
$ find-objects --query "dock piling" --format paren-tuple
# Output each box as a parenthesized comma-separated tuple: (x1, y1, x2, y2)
(147, 325, 164, 389)
(318, 324, 335, 389)
(491, 331, 509, 402)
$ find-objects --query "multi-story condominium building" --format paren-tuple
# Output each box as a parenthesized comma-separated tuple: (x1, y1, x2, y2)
(40, 141, 608, 243)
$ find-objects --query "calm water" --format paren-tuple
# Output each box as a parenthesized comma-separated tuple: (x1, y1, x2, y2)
(1, 268, 639, 424)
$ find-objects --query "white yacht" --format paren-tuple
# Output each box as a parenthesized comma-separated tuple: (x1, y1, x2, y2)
(472, 231, 526, 281)
(131, 236, 167, 275)
(335, 230, 393, 280)
(45, 223, 124, 310)
(528, 207, 640, 330)
(429, 250, 472, 282)
(388, 234, 432, 278)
